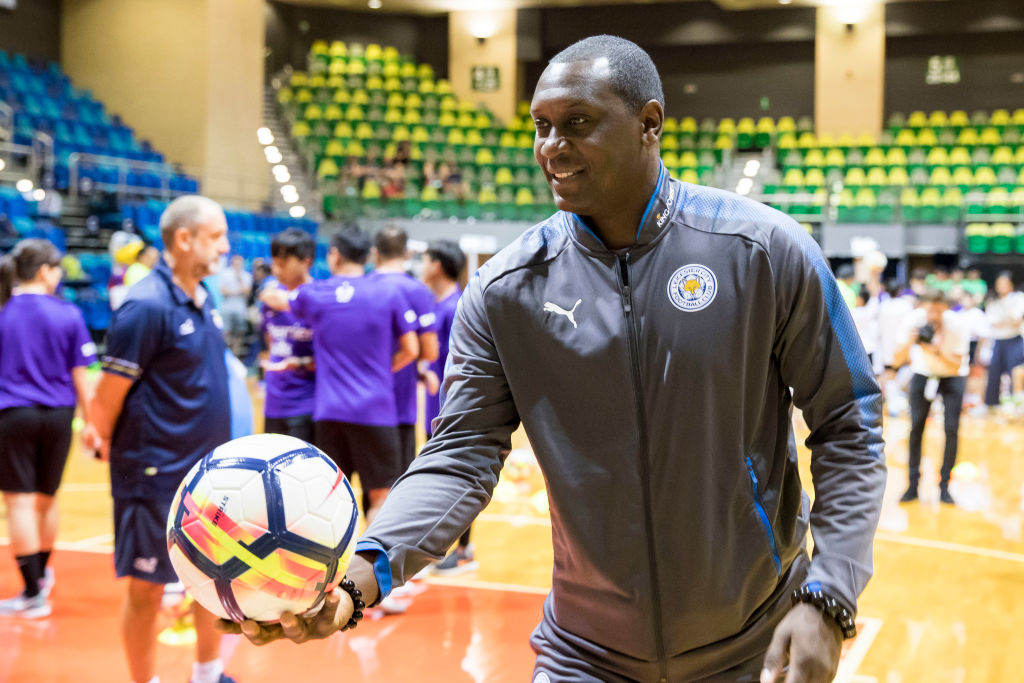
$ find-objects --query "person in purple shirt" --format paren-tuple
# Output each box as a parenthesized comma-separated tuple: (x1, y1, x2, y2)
(260, 228, 316, 443)
(417, 240, 475, 577)
(371, 226, 439, 472)
(288, 226, 419, 524)
(0, 238, 96, 618)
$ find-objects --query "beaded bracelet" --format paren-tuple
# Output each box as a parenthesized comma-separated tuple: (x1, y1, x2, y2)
(338, 578, 365, 632)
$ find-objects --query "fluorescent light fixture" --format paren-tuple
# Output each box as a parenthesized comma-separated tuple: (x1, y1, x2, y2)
(32, 188, 45, 201)
(736, 178, 754, 196)
(257, 127, 274, 145)
(0, 158, 6, 171)
(368, 0, 382, 8)
(743, 160, 761, 177)
(289, 206, 307, 218)
(16, 178, 33, 193)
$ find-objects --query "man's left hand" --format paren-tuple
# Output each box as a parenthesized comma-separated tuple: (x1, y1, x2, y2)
(761, 603, 842, 682)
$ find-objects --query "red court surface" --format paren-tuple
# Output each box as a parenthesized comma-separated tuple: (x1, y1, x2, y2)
(0, 549, 542, 683)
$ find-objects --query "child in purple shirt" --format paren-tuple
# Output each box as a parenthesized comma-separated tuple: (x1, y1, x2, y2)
(260, 228, 317, 443)
(0, 239, 96, 617)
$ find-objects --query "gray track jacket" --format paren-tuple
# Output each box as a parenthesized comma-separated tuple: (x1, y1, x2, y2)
(363, 168, 886, 678)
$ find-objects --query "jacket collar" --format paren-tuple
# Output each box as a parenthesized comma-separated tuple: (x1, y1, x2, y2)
(154, 257, 209, 309)
(564, 163, 679, 254)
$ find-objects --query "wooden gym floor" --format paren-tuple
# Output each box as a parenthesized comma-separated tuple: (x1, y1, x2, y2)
(1, 379, 1023, 682)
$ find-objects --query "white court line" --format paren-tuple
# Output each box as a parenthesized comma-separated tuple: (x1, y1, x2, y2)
(835, 617, 883, 683)
(423, 576, 550, 595)
(875, 532, 1024, 563)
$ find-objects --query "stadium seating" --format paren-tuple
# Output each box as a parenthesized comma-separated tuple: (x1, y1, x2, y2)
(0, 50, 199, 194)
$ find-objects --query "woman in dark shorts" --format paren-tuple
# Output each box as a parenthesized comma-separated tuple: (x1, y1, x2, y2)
(0, 238, 96, 618)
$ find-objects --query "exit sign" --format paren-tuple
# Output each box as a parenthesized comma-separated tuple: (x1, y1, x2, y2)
(471, 65, 500, 93)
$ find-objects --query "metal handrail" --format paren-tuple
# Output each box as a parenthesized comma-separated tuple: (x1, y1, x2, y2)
(68, 151, 184, 200)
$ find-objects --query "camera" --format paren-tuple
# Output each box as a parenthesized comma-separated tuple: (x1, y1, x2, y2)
(917, 324, 936, 344)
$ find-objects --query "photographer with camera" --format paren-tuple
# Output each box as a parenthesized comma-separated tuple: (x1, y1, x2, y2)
(894, 290, 970, 505)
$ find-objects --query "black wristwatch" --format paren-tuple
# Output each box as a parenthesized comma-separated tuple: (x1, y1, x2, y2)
(791, 583, 857, 640)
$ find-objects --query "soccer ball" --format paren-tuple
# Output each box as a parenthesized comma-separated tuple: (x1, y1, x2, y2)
(166, 434, 359, 623)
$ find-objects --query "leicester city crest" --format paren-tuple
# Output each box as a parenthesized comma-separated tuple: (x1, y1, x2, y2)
(667, 264, 718, 312)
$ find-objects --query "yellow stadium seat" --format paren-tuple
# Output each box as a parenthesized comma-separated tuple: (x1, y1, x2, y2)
(383, 63, 400, 79)
(351, 90, 369, 105)
(355, 122, 374, 140)
(929, 167, 952, 186)
(476, 148, 495, 166)
(365, 44, 383, 61)
(980, 127, 1002, 147)
(783, 168, 805, 188)
(926, 147, 949, 168)
(436, 79, 454, 95)
(329, 41, 347, 58)
(438, 111, 457, 127)
(990, 109, 1010, 127)
(975, 166, 997, 190)
(417, 64, 434, 80)
(825, 148, 846, 169)
(855, 134, 876, 150)
(291, 72, 309, 87)
(466, 129, 484, 147)
(327, 75, 346, 89)
(402, 109, 421, 125)
(680, 117, 698, 133)
(346, 61, 366, 76)
(662, 151, 680, 168)
(864, 148, 886, 167)
(291, 121, 311, 138)
(328, 61, 347, 77)
(457, 113, 476, 128)
(474, 113, 491, 129)
(803, 149, 825, 168)
(382, 46, 399, 63)
(439, 96, 457, 112)
(411, 126, 430, 143)
(844, 167, 866, 188)
(344, 105, 365, 121)
(718, 118, 736, 134)
(928, 111, 948, 129)
(386, 92, 405, 109)
(796, 132, 817, 149)
(777, 134, 797, 150)
(866, 167, 888, 188)
(309, 75, 327, 88)
(679, 168, 700, 184)
(888, 167, 909, 186)
(495, 167, 514, 185)
(324, 139, 346, 158)
(957, 128, 978, 146)
(679, 151, 698, 168)
(345, 140, 365, 157)
(517, 133, 534, 149)
(804, 168, 826, 189)
(949, 110, 970, 128)
(663, 117, 679, 134)
(478, 186, 498, 204)
(885, 148, 908, 167)
(277, 88, 293, 104)
(304, 104, 323, 121)
(384, 108, 403, 124)
(399, 63, 416, 79)
(817, 133, 835, 149)
(916, 129, 938, 148)
(362, 179, 382, 200)
(949, 147, 972, 168)
(332, 121, 353, 138)
(515, 187, 535, 205)
(517, 101, 532, 117)
(366, 76, 384, 91)
(907, 111, 928, 129)
(662, 135, 679, 151)
(332, 89, 351, 104)
(447, 128, 466, 146)
(895, 129, 917, 148)
(499, 132, 517, 148)
(952, 167, 975, 189)
(317, 158, 339, 180)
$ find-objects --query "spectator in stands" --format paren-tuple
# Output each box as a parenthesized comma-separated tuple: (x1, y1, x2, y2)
(123, 244, 159, 289)
(895, 290, 970, 505)
(908, 268, 929, 296)
(391, 140, 412, 168)
(962, 268, 988, 300)
(381, 163, 407, 201)
(219, 254, 253, 355)
(984, 272, 1024, 411)
(835, 263, 858, 309)
(0, 238, 96, 619)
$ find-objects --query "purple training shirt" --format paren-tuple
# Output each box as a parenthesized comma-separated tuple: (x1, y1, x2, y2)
(291, 274, 418, 426)
(261, 281, 316, 419)
(425, 286, 461, 436)
(370, 271, 440, 425)
(0, 293, 97, 411)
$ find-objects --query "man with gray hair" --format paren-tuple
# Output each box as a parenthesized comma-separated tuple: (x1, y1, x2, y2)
(84, 195, 237, 683)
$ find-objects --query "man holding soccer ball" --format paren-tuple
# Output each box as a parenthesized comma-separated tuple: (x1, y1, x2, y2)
(228, 36, 885, 683)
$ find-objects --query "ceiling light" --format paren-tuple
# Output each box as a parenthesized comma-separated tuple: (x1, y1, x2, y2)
(32, 188, 45, 201)
(257, 127, 274, 145)
(289, 206, 307, 218)
(368, 0, 382, 8)
(281, 184, 297, 195)
(265, 148, 283, 164)
(0, 158, 6, 171)
(779, 0, 793, 4)
(736, 178, 754, 196)
(16, 178, 33, 193)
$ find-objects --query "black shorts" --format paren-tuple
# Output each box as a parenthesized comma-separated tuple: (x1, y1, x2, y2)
(315, 420, 401, 492)
(264, 414, 315, 444)
(0, 406, 74, 495)
(113, 494, 179, 584)
(397, 423, 416, 473)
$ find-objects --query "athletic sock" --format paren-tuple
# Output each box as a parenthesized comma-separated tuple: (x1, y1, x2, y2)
(39, 550, 51, 569)
(15, 554, 41, 598)
(191, 658, 224, 683)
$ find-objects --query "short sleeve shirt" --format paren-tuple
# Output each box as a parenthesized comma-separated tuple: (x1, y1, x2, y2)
(261, 282, 316, 419)
(102, 260, 231, 498)
(370, 271, 441, 425)
(0, 293, 97, 411)
(291, 274, 418, 426)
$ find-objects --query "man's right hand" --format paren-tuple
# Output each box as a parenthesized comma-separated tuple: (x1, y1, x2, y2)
(219, 588, 356, 645)
(81, 422, 109, 461)
(219, 553, 380, 645)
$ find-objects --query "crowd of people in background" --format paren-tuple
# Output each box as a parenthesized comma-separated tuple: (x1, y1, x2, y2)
(839, 255, 1024, 505)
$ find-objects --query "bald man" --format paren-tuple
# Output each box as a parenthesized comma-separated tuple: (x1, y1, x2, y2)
(84, 195, 237, 683)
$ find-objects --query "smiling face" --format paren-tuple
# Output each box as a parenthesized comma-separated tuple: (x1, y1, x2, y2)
(531, 58, 662, 223)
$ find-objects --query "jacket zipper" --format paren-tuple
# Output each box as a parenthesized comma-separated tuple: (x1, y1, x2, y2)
(618, 253, 668, 682)
(745, 457, 782, 575)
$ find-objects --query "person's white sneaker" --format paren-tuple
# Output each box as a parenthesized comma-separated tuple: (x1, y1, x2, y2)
(38, 567, 55, 599)
(0, 592, 50, 618)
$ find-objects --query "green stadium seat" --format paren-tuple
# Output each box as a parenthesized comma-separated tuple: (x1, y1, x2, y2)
(965, 223, 991, 253)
